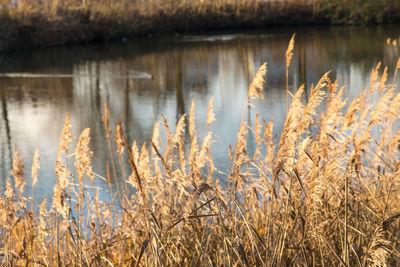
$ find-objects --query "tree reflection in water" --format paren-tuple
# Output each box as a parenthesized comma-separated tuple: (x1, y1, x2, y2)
(0, 26, 399, 199)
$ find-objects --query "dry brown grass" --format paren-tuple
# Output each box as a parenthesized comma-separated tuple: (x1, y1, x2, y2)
(0, 0, 318, 52)
(1, 0, 399, 52)
(1, 39, 400, 266)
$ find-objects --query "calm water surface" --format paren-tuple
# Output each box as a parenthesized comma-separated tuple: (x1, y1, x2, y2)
(0, 26, 399, 200)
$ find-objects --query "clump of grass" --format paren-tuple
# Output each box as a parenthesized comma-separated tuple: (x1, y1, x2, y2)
(322, 0, 400, 24)
(1, 38, 400, 266)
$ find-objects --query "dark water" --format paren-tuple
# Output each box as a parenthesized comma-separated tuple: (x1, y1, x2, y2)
(0, 26, 399, 201)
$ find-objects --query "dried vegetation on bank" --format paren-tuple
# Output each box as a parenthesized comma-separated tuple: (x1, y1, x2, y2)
(1, 0, 400, 51)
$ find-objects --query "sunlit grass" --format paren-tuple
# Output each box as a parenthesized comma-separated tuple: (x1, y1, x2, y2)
(1, 36, 400, 266)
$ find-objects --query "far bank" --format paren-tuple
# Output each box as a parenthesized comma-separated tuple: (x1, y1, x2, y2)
(0, 0, 399, 52)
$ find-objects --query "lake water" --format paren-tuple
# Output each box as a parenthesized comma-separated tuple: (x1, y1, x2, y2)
(0, 26, 399, 201)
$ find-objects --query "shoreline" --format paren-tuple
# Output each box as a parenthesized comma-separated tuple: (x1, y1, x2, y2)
(1, 0, 400, 53)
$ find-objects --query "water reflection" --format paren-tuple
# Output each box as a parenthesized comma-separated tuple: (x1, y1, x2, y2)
(0, 26, 399, 200)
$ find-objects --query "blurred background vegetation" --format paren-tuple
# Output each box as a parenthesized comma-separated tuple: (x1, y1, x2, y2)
(0, 0, 399, 51)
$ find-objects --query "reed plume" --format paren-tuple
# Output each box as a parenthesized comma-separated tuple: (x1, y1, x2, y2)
(2, 45, 400, 266)
(286, 34, 295, 69)
(103, 97, 111, 138)
(75, 128, 94, 184)
(173, 114, 186, 145)
(57, 113, 72, 162)
(206, 97, 216, 128)
(11, 146, 25, 194)
(31, 149, 39, 188)
(248, 62, 267, 102)
(114, 124, 124, 156)
(189, 98, 196, 138)
(285, 33, 295, 112)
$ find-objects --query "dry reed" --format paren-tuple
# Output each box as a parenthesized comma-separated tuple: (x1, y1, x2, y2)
(285, 33, 295, 112)
(1, 40, 400, 266)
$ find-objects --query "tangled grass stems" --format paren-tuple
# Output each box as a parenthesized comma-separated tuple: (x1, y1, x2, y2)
(1, 42, 400, 266)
